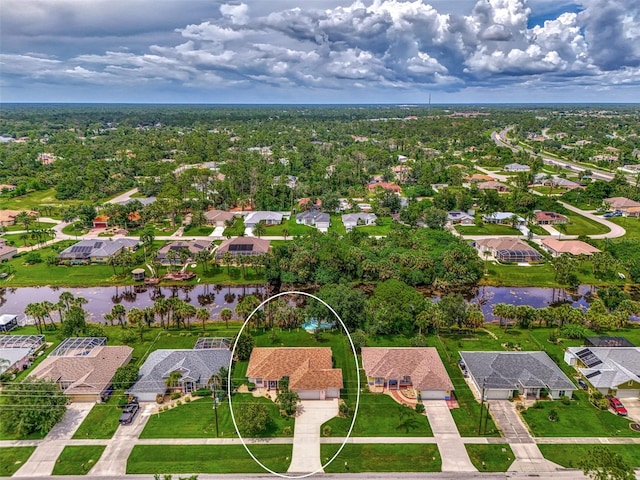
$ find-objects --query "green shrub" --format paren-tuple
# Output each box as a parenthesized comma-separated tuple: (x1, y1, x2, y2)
(175, 400, 182, 406)
(184, 396, 191, 403)
(339, 401, 351, 418)
(194, 388, 212, 397)
(560, 395, 571, 405)
(415, 403, 425, 414)
(282, 426, 292, 436)
(247, 382, 255, 392)
(322, 425, 332, 437)
(170, 392, 182, 400)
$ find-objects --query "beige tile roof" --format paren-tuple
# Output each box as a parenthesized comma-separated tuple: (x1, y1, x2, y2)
(541, 238, 600, 256)
(204, 210, 237, 223)
(30, 346, 132, 396)
(247, 347, 343, 390)
(604, 197, 640, 209)
(361, 347, 453, 391)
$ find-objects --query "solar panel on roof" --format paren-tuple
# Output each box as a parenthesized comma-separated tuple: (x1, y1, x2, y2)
(229, 244, 253, 252)
(585, 370, 601, 378)
(576, 348, 603, 368)
(576, 348, 590, 356)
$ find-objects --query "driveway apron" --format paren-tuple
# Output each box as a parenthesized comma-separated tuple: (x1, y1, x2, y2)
(423, 400, 476, 472)
(287, 400, 338, 474)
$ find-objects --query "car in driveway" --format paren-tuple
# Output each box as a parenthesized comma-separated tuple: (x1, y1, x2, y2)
(606, 395, 628, 416)
(119, 400, 140, 425)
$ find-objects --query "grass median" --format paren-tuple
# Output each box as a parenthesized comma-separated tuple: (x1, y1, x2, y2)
(52, 446, 106, 475)
(321, 444, 440, 472)
(0, 447, 36, 476)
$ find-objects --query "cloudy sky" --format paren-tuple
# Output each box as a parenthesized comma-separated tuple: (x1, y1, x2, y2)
(1, 0, 639, 103)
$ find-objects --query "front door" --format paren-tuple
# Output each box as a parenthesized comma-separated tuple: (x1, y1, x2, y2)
(269, 380, 278, 390)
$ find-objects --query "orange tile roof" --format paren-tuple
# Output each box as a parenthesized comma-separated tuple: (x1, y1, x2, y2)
(361, 347, 453, 391)
(247, 347, 343, 390)
(541, 238, 601, 256)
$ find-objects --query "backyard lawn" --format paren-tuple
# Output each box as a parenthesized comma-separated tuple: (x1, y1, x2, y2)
(0, 447, 36, 476)
(140, 394, 294, 438)
(321, 444, 440, 473)
(328, 214, 347, 235)
(358, 216, 394, 236)
(465, 444, 515, 472)
(538, 444, 640, 469)
(52, 446, 106, 475)
(222, 217, 245, 237)
(608, 216, 640, 239)
(263, 217, 316, 237)
(126, 444, 292, 474)
(520, 390, 640, 437)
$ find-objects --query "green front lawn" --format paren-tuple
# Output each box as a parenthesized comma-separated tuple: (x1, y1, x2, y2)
(455, 224, 521, 235)
(61, 223, 89, 236)
(0, 447, 36, 476)
(182, 224, 214, 236)
(609, 216, 640, 239)
(321, 444, 440, 473)
(126, 444, 292, 474)
(521, 390, 640, 437)
(561, 212, 610, 236)
(222, 217, 245, 237)
(323, 393, 432, 437)
(465, 444, 515, 472)
(140, 394, 294, 438)
(358, 217, 394, 236)
(263, 217, 316, 237)
(72, 395, 123, 439)
(52, 446, 106, 475)
(2, 222, 57, 232)
(538, 444, 640, 469)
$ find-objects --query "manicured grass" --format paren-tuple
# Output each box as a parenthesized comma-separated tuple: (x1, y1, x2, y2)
(531, 187, 568, 195)
(263, 217, 316, 237)
(561, 212, 610, 236)
(321, 444, 441, 473)
(0, 447, 36, 476)
(538, 444, 640, 469)
(322, 393, 433, 437)
(140, 394, 294, 438)
(222, 217, 245, 236)
(182, 224, 214, 236)
(358, 216, 394, 236)
(520, 390, 640, 437)
(328, 214, 347, 235)
(527, 223, 549, 235)
(1, 232, 55, 247)
(2, 222, 57, 232)
(455, 224, 521, 235)
(0, 188, 86, 212)
(72, 395, 123, 439)
(465, 444, 515, 472)
(61, 223, 89, 236)
(126, 444, 292, 474)
(609, 216, 640, 239)
(52, 446, 106, 475)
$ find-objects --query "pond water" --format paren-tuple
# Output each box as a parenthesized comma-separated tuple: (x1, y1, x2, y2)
(0, 284, 619, 324)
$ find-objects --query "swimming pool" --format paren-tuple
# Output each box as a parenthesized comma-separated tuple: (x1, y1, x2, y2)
(301, 319, 334, 332)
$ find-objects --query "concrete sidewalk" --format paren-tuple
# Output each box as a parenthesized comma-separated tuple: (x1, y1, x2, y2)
(423, 400, 476, 472)
(287, 399, 339, 475)
(13, 403, 93, 477)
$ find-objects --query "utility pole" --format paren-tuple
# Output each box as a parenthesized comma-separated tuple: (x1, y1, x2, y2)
(213, 395, 219, 437)
(477, 379, 486, 435)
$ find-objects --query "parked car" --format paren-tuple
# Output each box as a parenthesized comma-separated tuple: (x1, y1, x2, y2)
(605, 395, 628, 416)
(603, 213, 614, 218)
(119, 400, 140, 425)
(578, 380, 587, 390)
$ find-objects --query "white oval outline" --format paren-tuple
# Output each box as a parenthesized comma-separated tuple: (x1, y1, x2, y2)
(227, 290, 361, 478)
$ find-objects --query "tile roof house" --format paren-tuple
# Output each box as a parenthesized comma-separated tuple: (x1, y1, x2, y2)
(604, 197, 640, 217)
(477, 181, 510, 192)
(564, 347, 640, 398)
(156, 240, 213, 265)
(128, 349, 231, 402)
(475, 237, 543, 263)
(30, 345, 133, 402)
(466, 173, 494, 183)
(204, 209, 238, 227)
(361, 347, 454, 400)
(244, 211, 283, 228)
(0, 239, 17, 262)
(58, 238, 139, 263)
(92, 215, 110, 228)
(342, 213, 377, 232)
(534, 211, 568, 225)
(296, 210, 330, 232)
(447, 211, 475, 226)
(215, 237, 270, 259)
(541, 239, 600, 257)
(366, 182, 401, 193)
(0, 209, 38, 227)
(482, 212, 525, 225)
(247, 347, 343, 400)
(460, 351, 576, 400)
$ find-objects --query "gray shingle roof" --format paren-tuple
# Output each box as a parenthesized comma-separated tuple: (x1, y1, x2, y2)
(128, 349, 231, 396)
(460, 351, 575, 390)
(58, 239, 139, 260)
(566, 347, 640, 389)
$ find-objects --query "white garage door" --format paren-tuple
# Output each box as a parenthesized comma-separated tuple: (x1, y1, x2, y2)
(297, 390, 322, 400)
(485, 389, 511, 400)
(616, 389, 640, 399)
(421, 389, 446, 400)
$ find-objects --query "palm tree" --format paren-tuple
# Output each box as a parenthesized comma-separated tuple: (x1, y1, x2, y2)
(111, 304, 127, 328)
(127, 307, 146, 341)
(14, 211, 35, 232)
(154, 298, 170, 329)
(196, 307, 209, 331)
(24, 302, 44, 334)
(220, 308, 233, 329)
(165, 370, 183, 392)
(253, 221, 266, 238)
(222, 251, 233, 276)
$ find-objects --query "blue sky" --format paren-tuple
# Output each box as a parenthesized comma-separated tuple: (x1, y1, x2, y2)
(1, 0, 639, 103)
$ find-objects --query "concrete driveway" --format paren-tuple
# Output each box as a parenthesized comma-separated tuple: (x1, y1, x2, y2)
(622, 398, 640, 423)
(287, 400, 338, 474)
(489, 401, 532, 442)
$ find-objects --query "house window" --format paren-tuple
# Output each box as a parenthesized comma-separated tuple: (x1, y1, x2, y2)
(558, 390, 566, 397)
(255, 378, 263, 386)
(401, 376, 411, 384)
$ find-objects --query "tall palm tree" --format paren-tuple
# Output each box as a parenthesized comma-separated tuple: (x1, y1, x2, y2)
(196, 307, 209, 331)
(220, 308, 233, 329)
(111, 304, 127, 328)
(154, 298, 169, 329)
(127, 307, 145, 341)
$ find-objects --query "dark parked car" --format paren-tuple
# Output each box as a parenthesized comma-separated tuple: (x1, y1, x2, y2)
(119, 401, 140, 425)
(578, 380, 587, 390)
(605, 395, 628, 416)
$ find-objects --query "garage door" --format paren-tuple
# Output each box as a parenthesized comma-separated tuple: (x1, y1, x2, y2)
(421, 389, 446, 400)
(616, 389, 640, 399)
(297, 390, 322, 400)
(485, 389, 511, 400)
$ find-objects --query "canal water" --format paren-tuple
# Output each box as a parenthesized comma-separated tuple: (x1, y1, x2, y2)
(0, 284, 604, 324)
